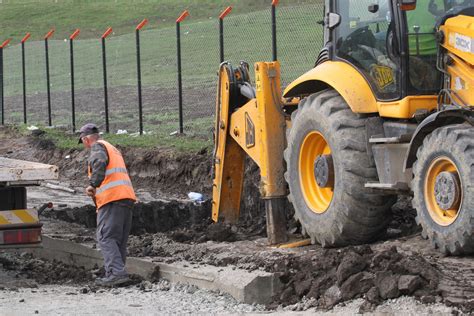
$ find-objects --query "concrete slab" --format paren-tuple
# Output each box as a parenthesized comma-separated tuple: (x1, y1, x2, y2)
(18, 236, 282, 305)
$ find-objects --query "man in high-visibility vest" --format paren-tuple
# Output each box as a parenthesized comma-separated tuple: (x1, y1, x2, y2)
(79, 123, 137, 287)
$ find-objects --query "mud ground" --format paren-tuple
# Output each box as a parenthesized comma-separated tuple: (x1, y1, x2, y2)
(1, 128, 473, 313)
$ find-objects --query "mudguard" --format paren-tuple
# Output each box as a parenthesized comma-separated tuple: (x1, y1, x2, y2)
(404, 108, 474, 169)
(283, 61, 378, 113)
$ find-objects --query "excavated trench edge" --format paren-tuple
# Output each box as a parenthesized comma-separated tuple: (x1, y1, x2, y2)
(12, 236, 281, 305)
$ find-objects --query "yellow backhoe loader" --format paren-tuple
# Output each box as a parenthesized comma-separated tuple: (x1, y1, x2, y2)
(212, 0, 474, 255)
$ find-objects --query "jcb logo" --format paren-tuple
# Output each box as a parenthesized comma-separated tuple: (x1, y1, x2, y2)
(370, 65, 394, 89)
(454, 33, 472, 53)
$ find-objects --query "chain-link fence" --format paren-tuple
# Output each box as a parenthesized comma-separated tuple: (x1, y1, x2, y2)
(0, 1, 324, 139)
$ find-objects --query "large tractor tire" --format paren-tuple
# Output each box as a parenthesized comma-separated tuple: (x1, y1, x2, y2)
(412, 124, 474, 255)
(284, 89, 395, 247)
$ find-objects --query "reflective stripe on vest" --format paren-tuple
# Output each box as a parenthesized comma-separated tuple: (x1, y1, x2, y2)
(92, 140, 137, 210)
(96, 179, 133, 194)
(105, 167, 129, 176)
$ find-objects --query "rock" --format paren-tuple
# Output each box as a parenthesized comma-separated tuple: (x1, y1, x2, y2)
(280, 286, 296, 303)
(398, 275, 421, 294)
(294, 278, 312, 297)
(365, 287, 381, 304)
(139, 281, 153, 291)
(157, 282, 171, 291)
(376, 272, 400, 299)
(336, 251, 367, 285)
(352, 245, 373, 256)
(340, 272, 374, 300)
(371, 246, 402, 269)
(306, 274, 333, 299)
(359, 300, 376, 313)
(321, 285, 342, 309)
(19, 299, 25, 303)
(421, 295, 436, 304)
(397, 256, 439, 290)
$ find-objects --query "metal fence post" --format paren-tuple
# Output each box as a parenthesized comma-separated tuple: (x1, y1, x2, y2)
(135, 19, 147, 136)
(101, 27, 113, 134)
(219, 7, 232, 63)
(272, 0, 278, 61)
(44, 29, 54, 127)
(176, 10, 189, 135)
(69, 29, 80, 132)
(21, 33, 31, 124)
(0, 39, 10, 126)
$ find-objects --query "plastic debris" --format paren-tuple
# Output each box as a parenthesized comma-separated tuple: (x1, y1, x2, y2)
(188, 192, 204, 204)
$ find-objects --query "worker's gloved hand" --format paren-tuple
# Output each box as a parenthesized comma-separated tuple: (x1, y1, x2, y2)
(85, 185, 96, 197)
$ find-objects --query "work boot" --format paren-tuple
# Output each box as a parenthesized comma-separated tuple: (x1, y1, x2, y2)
(94, 274, 131, 287)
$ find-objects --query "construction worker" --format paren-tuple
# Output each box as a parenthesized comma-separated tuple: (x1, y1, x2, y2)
(78, 123, 136, 287)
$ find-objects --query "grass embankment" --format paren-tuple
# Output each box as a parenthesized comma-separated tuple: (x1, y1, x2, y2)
(2, 2, 323, 95)
(0, 0, 315, 42)
(1, 0, 323, 141)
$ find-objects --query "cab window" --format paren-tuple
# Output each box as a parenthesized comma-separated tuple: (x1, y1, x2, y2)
(335, 0, 400, 100)
(406, 0, 443, 93)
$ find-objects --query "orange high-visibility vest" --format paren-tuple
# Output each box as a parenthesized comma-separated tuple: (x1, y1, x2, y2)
(88, 140, 136, 210)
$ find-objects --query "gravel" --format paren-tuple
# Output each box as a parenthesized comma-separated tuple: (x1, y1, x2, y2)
(0, 281, 265, 315)
(0, 286, 459, 316)
(275, 296, 458, 315)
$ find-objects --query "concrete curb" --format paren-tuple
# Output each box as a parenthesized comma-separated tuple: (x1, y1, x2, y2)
(24, 236, 282, 304)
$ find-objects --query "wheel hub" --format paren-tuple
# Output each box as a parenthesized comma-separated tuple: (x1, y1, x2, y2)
(299, 131, 334, 214)
(434, 171, 461, 211)
(314, 154, 334, 188)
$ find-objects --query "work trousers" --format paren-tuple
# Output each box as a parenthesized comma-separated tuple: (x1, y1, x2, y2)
(96, 199, 133, 277)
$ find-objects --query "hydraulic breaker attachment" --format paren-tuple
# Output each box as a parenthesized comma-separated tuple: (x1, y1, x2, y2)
(212, 61, 288, 245)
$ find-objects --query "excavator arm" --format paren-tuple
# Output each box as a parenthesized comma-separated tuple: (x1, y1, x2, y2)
(212, 61, 289, 244)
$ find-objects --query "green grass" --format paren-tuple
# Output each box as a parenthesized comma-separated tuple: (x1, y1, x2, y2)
(1, 1, 324, 144)
(0, 0, 317, 42)
(2, 3, 323, 96)
(18, 124, 212, 151)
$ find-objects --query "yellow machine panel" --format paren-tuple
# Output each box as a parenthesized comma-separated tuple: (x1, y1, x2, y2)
(212, 61, 289, 244)
(283, 61, 439, 118)
(0, 209, 39, 227)
(283, 61, 378, 113)
(440, 15, 474, 106)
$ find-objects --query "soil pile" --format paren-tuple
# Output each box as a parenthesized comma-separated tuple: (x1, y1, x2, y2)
(0, 252, 93, 285)
(125, 232, 449, 312)
(270, 245, 441, 312)
(0, 126, 213, 199)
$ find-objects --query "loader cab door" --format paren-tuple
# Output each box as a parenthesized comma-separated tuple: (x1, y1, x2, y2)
(333, 0, 402, 101)
(404, 0, 468, 94)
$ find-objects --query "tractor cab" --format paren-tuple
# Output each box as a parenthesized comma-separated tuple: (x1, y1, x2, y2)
(325, 0, 473, 102)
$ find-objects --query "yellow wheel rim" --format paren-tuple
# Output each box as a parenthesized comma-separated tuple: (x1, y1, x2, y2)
(299, 131, 334, 214)
(424, 156, 462, 226)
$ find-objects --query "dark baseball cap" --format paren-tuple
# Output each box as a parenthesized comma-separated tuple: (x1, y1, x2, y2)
(78, 123, 99, 144)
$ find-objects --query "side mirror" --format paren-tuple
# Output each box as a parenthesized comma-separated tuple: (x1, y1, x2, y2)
(399, 0, 417, 10)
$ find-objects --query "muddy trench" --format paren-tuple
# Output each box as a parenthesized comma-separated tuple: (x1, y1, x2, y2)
(1, 127, 473, 313)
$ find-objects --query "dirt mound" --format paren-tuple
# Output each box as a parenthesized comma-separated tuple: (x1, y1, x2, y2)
(0, 126, 213, 199)
(125, 231, 446, 311)
(0, 252, 93, 285)
(269, 245, 440, 311)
